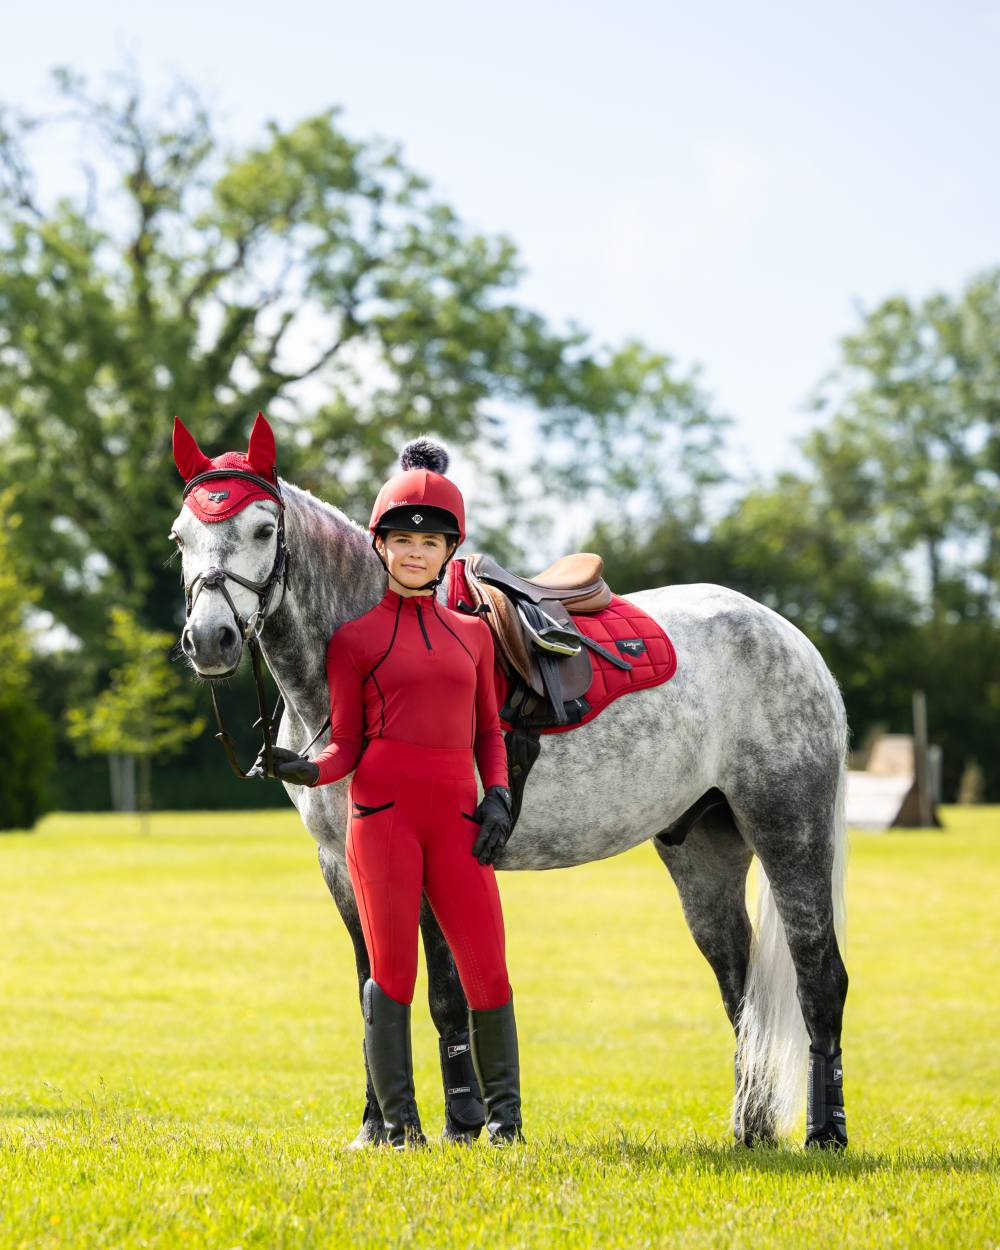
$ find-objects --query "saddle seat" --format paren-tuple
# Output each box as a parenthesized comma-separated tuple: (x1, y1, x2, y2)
(474, 552, 611, 611)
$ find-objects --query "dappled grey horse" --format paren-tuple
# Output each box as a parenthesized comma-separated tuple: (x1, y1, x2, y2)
(171, 476, 849, 1149)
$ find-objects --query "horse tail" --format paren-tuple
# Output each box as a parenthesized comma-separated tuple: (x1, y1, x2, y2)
(735, 733, 849, 1137)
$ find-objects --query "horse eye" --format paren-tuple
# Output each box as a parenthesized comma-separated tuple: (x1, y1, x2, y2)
(255, 525, 275, 540)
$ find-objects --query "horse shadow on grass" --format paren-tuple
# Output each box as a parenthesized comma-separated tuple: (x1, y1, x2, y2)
(0, 1104, 77, 1121)
(0, 1081, 137, 1131)
(547, 1129, 998, 1177)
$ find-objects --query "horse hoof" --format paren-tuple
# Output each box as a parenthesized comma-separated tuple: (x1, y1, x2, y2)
(347, 1119, 388, 1149)
(734, 1109, 778, 1148)
(804, 1124, 848, 1151)
(440, 1116, 482, 1145)
(737, 1128, 779, 1148)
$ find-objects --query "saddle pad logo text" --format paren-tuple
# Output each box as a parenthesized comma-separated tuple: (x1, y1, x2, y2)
(615, 637, 647, 656)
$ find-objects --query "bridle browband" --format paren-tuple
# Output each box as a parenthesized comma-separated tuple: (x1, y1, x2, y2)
(183, 466, 283, 505)
(181, 467, 329, 780)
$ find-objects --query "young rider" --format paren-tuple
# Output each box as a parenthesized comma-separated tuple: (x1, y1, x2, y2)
(259, 438, 522, 1149)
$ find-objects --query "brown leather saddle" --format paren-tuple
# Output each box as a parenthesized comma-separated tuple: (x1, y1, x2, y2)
(456, 552, 634, 825)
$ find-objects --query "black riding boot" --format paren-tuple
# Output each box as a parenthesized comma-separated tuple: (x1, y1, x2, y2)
(362, 978, 427, 1149)
(468, 988, 525, 1144)
(347, 1037, 389, 1149)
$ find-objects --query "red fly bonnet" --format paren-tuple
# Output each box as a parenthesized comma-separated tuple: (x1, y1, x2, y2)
(173, 411, 282, 520)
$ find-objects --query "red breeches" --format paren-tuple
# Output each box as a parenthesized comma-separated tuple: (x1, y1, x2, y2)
(345, 736, 511, 1010)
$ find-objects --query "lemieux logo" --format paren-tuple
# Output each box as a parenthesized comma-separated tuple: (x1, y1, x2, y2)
(615, 637, 647, 656)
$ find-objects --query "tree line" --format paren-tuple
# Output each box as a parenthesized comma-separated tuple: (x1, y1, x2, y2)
(1, 69, 996, 827)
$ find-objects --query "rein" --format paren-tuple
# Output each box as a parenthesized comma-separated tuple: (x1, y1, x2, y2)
(181, 468, 329, 780)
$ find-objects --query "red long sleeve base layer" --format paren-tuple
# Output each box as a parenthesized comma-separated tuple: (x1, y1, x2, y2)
(311, 584, 509, 791)
(311, 584, 512, 1010)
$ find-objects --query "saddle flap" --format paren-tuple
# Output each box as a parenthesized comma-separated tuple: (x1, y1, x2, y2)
(463, 560, 593, 702)
(520, 597, 593, 704)
(461, 567, 534, 684)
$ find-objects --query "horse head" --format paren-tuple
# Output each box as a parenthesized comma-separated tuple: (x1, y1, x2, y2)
(169, 412, 289, 677)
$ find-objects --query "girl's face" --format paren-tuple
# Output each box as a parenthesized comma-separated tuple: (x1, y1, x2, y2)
(377, 530, 456, 593)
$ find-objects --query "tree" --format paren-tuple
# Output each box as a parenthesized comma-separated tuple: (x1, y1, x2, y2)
(0, 485, 55, 830)
(592, 472, 920, 744)
(65, 605, 207, 830)
(589, 267, 1000, 799)
(0, 66, 728, 666)
(805, 270, 1000, 621)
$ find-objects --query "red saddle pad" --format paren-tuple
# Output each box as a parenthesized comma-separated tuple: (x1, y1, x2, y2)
(447, 558, 677, 735)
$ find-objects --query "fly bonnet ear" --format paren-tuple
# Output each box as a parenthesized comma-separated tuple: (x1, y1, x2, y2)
(246, 411, 278, 483)
(173, 415, 213, 483)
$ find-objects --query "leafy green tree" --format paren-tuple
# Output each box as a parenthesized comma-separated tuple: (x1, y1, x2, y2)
(592, 268, 1000, 799)
(798, 271, 1000, 794)
(805, 269, 1000, 620)
(65, 605, 206, 829)
(593, 473, 919, 742)
(0, 67, 727, 665)
(0, 485, 55, 830)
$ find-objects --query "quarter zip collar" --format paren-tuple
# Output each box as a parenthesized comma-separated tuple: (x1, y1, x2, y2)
(378, 584, 438, 611)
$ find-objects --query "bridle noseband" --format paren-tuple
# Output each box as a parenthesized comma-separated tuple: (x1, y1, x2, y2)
(181, 467, 305, 780)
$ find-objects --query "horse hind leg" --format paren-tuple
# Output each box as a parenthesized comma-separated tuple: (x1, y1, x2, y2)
(733, 766, 850, 1150)
(653, 794, 778, 1144)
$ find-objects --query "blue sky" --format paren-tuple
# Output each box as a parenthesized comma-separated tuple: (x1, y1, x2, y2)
(4, 0, 999, 490)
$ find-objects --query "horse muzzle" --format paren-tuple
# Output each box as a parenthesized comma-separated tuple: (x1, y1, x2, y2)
(181, 615, 245, 676)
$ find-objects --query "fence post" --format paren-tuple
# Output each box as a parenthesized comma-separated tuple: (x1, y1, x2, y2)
(912, 690, 932, 827)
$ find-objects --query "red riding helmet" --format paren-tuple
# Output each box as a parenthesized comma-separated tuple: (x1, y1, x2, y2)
(370, 438, 465, 590)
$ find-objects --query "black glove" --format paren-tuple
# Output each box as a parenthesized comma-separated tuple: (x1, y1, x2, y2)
(470, 784, 513, 865)
(248, 745, 319, 787)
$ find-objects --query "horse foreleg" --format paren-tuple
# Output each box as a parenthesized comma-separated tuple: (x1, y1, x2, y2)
(317, 845, 387, 1147)
(652, 798, 774, 1144)
(419, 896, 486, 1143)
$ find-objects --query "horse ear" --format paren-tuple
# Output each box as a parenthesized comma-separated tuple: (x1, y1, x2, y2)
(246, 410, 277, 481)
(173, 416, 212, 482)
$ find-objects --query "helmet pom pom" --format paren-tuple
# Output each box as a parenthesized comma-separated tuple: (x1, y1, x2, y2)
(399, 437, 449, 476)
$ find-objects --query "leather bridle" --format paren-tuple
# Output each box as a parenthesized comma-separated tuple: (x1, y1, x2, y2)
(181, 466, 329, 780)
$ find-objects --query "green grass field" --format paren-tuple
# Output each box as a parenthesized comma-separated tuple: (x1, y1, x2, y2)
(1, 806, 997, 1249)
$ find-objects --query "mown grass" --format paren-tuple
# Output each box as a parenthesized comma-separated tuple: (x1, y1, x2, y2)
(1, 806, 997, 1249)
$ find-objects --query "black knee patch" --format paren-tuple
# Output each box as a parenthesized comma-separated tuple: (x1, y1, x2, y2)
(805, 1047, 847, 1149)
